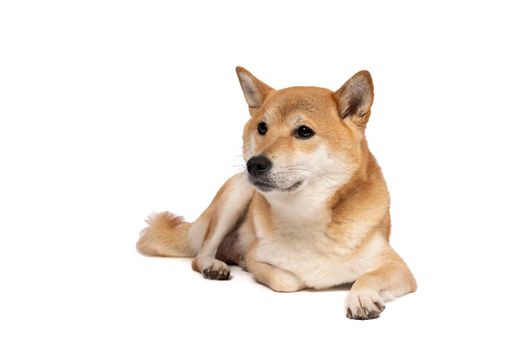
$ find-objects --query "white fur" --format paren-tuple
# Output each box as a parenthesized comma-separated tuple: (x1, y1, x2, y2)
(188, 216, 210, 254)
(251, 144, 380, 289)
(264, 144, 354, 195)
(238, 72, 263, 107)
(255, 219, 387, 289)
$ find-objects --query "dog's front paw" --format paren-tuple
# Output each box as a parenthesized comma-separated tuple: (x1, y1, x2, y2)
(346, 289, 385, 320)
(192, 257, 231, 280)
(203, 262, 230, 280)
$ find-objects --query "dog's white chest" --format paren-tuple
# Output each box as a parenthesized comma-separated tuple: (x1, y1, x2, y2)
(254, 218, 368, 289)
(252, 179, 379, 289)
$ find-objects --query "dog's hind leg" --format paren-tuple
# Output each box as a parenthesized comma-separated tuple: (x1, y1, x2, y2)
(190, 173, 254, 280)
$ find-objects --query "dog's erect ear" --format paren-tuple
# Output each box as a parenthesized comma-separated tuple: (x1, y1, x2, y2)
(334, 71, 374, 128)
(236, 66, 274, 116)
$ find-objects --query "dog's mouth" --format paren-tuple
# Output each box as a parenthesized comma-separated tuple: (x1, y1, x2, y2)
(251, 179, 304, 193)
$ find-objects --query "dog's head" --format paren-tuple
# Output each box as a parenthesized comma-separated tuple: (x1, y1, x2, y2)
(236, 67, 374, 194)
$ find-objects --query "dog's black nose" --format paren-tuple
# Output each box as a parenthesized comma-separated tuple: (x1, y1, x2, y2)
(247, 156, 272, 177)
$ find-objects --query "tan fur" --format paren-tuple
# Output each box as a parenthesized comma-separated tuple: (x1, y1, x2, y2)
(137, 212, 193, 257)
(138, 67, 417, 319)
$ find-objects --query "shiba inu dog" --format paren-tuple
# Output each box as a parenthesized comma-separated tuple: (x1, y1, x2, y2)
(137, 67, 417, 320)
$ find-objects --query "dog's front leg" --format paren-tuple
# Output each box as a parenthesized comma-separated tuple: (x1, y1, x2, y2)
(346, 248, 417, 320)
(191, 173, 253, 280)
(245, 244, 305, 292)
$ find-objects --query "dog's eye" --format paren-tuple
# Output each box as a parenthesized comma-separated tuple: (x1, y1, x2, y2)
(296, 125, 315, 139)
(257, 122, 268, 135)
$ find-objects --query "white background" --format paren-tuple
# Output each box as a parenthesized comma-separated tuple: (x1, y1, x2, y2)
(1, 1, 524, 349)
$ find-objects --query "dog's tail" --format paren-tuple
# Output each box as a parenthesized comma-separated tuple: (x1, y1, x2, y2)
(136, 212, 195, 257)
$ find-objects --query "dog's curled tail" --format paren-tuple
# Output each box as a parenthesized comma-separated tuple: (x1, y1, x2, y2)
(136, 212, 195, 257)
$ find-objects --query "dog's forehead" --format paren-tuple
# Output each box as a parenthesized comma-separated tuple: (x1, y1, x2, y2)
(264, 87, 337, 121)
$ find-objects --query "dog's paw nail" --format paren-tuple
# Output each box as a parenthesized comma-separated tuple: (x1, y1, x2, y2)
(218, 269, 230, 280)
(374, 301, 386, 312)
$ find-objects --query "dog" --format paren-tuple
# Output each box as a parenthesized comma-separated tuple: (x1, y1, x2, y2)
(137, 67, 417, 320)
